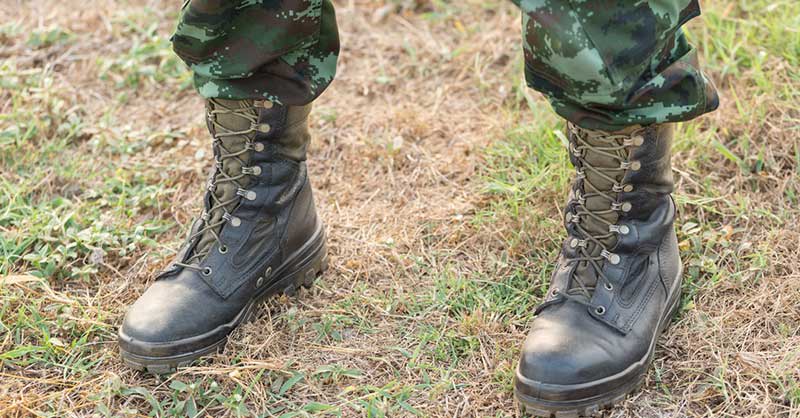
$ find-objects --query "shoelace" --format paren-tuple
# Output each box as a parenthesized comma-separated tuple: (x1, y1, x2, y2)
(175, 99, 260, 274)
(551, 124, 642, 313)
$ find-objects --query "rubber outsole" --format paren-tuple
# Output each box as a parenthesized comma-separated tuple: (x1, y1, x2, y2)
(515, 268, 683, 417)
(517, 379, 645, 418)
(119, 229, 328, 374)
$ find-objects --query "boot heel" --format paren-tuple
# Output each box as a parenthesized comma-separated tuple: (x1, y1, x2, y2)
(290, 229, 328, 293)
(659, 265, 684, 335)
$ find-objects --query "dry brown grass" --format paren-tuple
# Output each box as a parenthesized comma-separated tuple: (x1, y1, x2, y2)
(1, 0, 798, 417)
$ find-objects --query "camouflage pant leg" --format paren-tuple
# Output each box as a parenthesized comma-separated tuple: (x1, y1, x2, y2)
(171, 1, 718, 130)
(518, 0, 719, 130)
(171, 0, 340, 105)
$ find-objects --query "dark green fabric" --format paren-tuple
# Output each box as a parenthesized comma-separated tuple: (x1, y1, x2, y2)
(172, 0, 718, 130)
(520, 0, 719, 130)
(172, 0, 339, 106)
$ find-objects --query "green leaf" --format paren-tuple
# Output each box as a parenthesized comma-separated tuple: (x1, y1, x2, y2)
(279, 372, 304, 396)
(169, 380, 189, 392)
(302, 401, 337, 412)
(712, 140, 743, 169)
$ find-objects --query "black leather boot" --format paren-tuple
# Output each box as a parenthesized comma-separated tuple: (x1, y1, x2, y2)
(515, 124, 682, 417)
(119, 99, 327, 373)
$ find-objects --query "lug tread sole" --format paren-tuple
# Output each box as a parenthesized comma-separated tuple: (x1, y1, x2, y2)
(519, 380, 644, 418)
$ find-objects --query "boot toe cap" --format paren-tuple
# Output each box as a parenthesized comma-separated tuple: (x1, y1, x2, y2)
(517, 320, 614, 386)
(514, 303, 639, 402)
(119, 276, 235, 357)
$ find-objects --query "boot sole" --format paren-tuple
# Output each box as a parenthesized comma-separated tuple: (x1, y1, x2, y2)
(514, 266, 683, 417)
(119, 222, 328, 374)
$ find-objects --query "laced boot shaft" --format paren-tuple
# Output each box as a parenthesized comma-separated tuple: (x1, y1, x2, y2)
(176, 99, 313, 271)
(558, 124, 647, 300)
(539, 123, 676, 315)
(178, 99, 260, 269)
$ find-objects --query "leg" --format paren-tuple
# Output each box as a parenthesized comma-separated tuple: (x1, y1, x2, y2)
(172, 0, 340, 104)
(520, 0, 717, 131)
(512, 0, 717, 415)
(118, 0, 339, 372)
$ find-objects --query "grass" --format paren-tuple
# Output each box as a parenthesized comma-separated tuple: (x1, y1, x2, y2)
(1, 0, 799, 416)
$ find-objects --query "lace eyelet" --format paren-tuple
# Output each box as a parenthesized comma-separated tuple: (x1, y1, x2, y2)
(551, 287, 560, 297)
(238, 189, 257, 201)
(254, 100, 274, 109)
(625, 135, 645, 147)
(569, 238, 587, 248)
(620, 161, 641, 171)
(203, 267, 213, 276)
(256, 123, 271, 133)
(223, 213, 242, 227)
(601, 250, 621, 265)
(609, 224, 630, 235)
(604, 282, 614, 291)
(242, 166, 262, 176)
(254, 142, 265, 152)
(613, 202, 633, 212)
(595, 306, 606, 315)
(256, 267, 272, 288)
(218, 245, 228, 254)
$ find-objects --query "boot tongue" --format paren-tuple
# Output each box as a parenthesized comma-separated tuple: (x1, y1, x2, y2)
(569, 128, 629, 294)
(192, 99, 257, 260)
(580, 134, 622, 252)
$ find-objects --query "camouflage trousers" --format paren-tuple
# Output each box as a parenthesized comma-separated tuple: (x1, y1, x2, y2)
(172, 0, 719, 131)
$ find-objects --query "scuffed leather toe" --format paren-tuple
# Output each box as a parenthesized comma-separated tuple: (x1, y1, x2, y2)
(517, 300, 640, 385)
(119, 271, 237, 357)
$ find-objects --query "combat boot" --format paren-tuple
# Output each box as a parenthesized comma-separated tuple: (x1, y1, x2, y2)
(514, 123, 682, 416)
(119, 99, 328, 373)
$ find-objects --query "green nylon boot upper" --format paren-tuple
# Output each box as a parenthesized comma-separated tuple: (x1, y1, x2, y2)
(191, 99, 258, 261)
(189, 99, 313, 263)
(562, 124, 645, 296)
